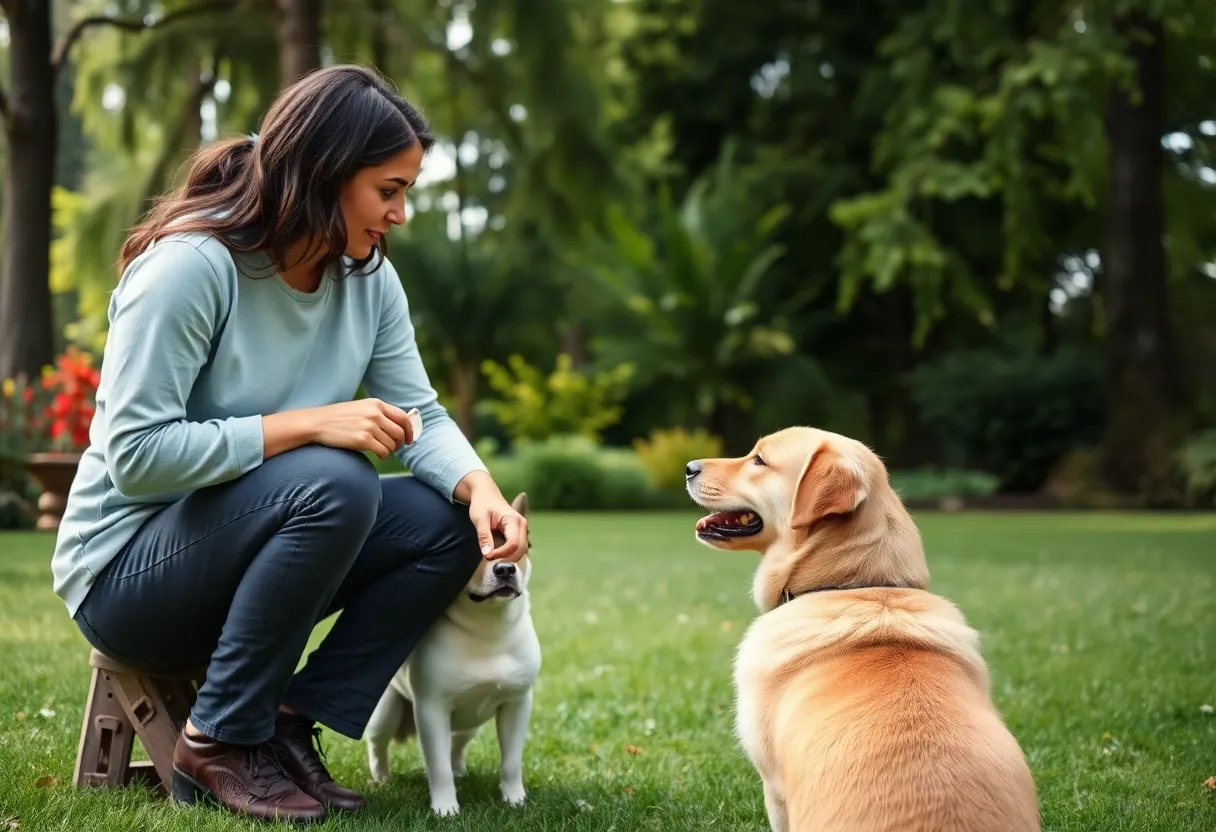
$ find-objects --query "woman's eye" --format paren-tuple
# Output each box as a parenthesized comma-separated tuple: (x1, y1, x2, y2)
(381, 188, 398, 199)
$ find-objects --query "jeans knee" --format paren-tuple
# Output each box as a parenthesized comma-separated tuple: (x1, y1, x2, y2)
(281, 446, 381, 532)
(431, 496, 483, 580)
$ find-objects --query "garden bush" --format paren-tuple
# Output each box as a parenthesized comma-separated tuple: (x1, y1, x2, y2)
(484, 435, 676, 511)
(479, 354, 634, 443)
(1176, 428, 1216, 506)
(906, 347, 1103, 492)
(888, 468, 1001, 503)
(632, 426, 724, 493)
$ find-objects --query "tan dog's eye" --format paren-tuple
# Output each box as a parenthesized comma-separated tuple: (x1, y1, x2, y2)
(753, 454, 767, 467)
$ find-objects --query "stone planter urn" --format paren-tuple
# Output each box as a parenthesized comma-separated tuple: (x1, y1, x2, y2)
(25, 452, 82, 531)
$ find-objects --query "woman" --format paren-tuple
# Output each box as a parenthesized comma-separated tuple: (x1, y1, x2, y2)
(50, 64, 528, 824)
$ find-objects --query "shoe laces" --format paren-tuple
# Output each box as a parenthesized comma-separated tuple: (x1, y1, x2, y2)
(307, 725, 330, 772)
(280, 719, 331, 777)
(243, 743, 291, 794)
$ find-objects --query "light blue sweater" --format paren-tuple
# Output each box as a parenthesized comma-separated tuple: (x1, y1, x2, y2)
(51, 232, 487, 617)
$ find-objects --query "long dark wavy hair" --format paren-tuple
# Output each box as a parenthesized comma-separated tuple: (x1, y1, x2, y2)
(119, 64, 435, 277)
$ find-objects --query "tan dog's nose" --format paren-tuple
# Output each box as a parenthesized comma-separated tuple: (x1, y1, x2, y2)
(686, 460, 703, 480)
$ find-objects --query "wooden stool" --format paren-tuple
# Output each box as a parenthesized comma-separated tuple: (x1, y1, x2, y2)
(73, 649, 207, 794)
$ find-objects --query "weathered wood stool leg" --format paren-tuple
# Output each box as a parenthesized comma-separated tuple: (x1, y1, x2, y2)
(73, 665, 136, 789)
(74, 649, 206, 796)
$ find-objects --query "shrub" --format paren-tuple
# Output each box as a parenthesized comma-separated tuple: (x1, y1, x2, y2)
(480, 354, 634, 444)
(1177, 429, 1216, 506)
(484, 435, 666, 510)
(888, 468, 1001, 503)
(907, 347, 1103, 492)
(632, 427, 725, 493)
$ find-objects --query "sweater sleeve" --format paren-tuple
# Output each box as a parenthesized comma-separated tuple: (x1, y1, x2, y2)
(361, 261, 488, 502)
(101, 239, 265, 497)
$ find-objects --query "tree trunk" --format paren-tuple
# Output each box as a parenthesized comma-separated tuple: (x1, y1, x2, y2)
(0, 0, 57, 382)
(560, 322, 589, 367)
(370, 0, 389, 74)
(1100, 13, 1178, 495)
(275, 0, 323, 88)
(450, 361, 477, 441)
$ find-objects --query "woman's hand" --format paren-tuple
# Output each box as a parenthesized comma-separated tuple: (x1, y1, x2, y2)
(457, 471, 529, 562)
(263, 399, 415, 460)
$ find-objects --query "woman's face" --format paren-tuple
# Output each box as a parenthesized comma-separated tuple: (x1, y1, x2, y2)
(338, 142, 425, 259)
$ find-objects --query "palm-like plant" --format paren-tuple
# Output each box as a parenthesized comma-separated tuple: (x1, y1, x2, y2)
(388, 212, 559, 439)
(577, 144, 815, 431)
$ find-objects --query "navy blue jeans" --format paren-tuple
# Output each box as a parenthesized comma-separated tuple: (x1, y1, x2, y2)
(73, 446, 481, 745)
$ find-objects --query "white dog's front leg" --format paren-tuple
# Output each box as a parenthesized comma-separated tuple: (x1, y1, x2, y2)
(762, 777, 789, 832)
(414, 699, 459, 816)
(495, 690, 532, 806)
(365, 686, 406, 782)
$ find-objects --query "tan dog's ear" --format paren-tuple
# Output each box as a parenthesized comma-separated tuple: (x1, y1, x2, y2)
(790, 446, 868, 529)
(511, 492, 529, 517)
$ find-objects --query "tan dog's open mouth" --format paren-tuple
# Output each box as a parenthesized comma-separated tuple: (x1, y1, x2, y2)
(695, 510, 764, 542)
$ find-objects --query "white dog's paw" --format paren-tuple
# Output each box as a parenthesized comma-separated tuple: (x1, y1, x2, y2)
(500, 781, 526, 806)
(452, 761, 467, 778)
(430, 794, 461, 817)
(367, 752, 392, 782)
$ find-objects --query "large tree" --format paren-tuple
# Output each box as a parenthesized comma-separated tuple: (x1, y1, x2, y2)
(0, 0, 57, 381)
(0, 0, 247, 381)
(276, 0, 321, 85)
(1100, 10, 1179, 495)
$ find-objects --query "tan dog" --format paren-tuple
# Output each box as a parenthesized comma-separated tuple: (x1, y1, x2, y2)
(686, 427, 1039, 832)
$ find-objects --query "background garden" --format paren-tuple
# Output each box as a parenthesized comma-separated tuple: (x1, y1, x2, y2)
(1, 1, 1215, 514)
(0, 2, 1214, 831)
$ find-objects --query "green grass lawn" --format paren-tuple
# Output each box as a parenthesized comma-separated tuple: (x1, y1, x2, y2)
(1, 511, 1214, 831)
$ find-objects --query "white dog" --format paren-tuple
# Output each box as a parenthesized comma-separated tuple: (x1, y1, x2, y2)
(365, 493, 541, 816)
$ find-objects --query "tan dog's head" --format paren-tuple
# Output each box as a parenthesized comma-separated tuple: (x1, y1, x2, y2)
(686, 427, 928, 611)
(462, 492, 532, 607)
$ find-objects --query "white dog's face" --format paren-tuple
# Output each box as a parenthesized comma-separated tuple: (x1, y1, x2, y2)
(463, 554, 531, 605)
(462, 491, 531, 606)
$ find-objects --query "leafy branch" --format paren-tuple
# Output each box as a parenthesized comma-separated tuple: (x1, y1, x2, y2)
(52, 0, 255, 69)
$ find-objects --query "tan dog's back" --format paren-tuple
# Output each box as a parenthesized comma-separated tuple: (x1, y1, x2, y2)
(743, 593, 1038, 831)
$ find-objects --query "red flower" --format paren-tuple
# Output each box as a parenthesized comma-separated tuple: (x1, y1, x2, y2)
(17, 345, 103, 452)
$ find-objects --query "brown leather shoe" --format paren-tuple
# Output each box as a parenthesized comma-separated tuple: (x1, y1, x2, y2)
(268, 712, 367, 812)
(170, 729, 327, 825)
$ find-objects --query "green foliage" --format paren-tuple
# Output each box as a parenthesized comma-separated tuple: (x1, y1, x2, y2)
(907, 347, 1105, 492)
(632, 426, 724, 493)
(1176, 429, 1216, 506)
(388, 212, 563, 435)
(480, 354, 635, 444)
(49, 175, 144, 352)
(578, 143, 814, 429)
(827, 4, 1123, 345)
(484, 435, 663, 510)
(888, 468, 1001, 503)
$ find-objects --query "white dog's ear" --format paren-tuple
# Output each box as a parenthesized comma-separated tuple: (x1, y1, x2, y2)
(790, 445, 868, 529)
